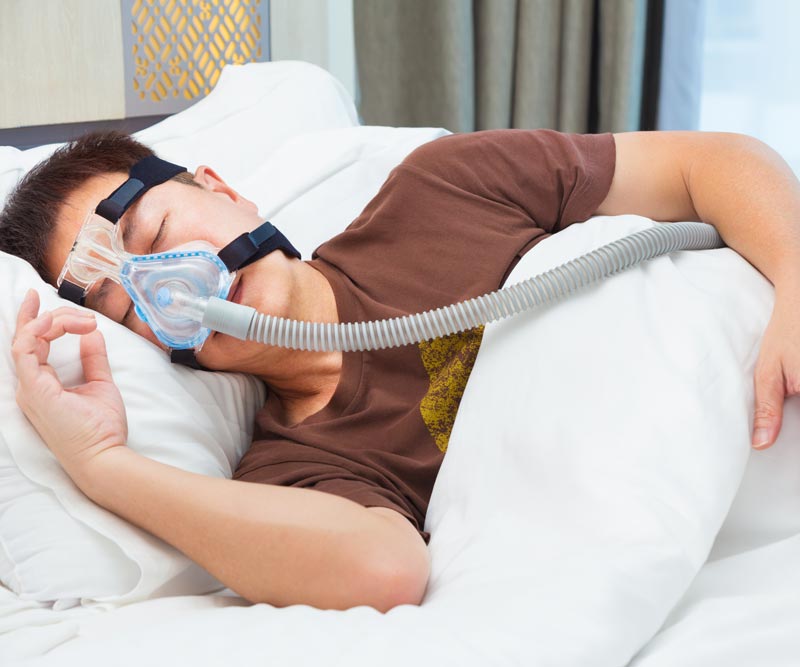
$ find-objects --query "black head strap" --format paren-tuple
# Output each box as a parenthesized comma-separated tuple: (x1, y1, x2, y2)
(218, 220, 301, 271)
(170, 349, 211, 371)
(95, 156, 186, 223)
(57, 279, 87, 307)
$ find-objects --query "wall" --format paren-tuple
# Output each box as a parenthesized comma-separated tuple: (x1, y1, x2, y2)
(0, 0, 356, 131)
(269, 0, 356, 102)
(0, 0, 125, 129)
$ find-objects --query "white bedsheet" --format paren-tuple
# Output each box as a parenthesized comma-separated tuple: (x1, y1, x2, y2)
(1, 62, 798, 667)
(9, 527, 800, 666)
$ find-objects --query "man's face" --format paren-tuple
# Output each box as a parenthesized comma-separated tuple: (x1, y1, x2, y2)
(46, 166, 299, 373)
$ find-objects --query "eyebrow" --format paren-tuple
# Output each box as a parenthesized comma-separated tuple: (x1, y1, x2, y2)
(120, 196, 145, 248)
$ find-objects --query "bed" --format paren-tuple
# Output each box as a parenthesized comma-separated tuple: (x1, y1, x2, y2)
(1, 61, 799, 666)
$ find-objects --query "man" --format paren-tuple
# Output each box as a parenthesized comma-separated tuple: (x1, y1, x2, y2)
(4, 128, 800, 613)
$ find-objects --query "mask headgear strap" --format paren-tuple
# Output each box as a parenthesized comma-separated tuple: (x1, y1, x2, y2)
(218, 220, 301, 271)
(95, 155, 186, 223)
(170, 348, 210, 370)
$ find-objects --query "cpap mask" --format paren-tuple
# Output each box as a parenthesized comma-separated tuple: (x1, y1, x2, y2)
(57, 156, 727, 370)
(56, 155, 300, 369)
(57, 213, 233, 350)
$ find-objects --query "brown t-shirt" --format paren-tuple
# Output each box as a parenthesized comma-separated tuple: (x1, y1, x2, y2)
(232, 129, 617, 545)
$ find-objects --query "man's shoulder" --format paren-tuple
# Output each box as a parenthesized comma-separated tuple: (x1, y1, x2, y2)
(400, 128, 561, 176)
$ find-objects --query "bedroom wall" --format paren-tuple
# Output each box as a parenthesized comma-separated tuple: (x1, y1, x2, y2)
(0, 0, 125, 129)
(270, 0, 356, 103)
(0, 0, 356, 136)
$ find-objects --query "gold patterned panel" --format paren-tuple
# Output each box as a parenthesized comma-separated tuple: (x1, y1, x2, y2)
(123, 0, 267, 115)
(419, 326, 485, 453)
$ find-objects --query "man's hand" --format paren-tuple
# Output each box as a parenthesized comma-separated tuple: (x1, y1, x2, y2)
(752, 288, 800, 449)
(12, 289, 128, 484)
(597, 131, 800, 451)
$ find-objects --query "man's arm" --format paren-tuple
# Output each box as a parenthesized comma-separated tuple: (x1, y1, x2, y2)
(78, 447, 430, 612)
(596, 130, 800, 450)
(11, 292, 430, 612)
(596, 130, 800, 289)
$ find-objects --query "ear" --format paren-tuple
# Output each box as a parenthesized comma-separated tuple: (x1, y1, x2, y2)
(192, 165, 258, 213)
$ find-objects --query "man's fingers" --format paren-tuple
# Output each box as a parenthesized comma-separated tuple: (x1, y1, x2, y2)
(11, 294, 101, 414)
(49, 305, 97, 321)
(12, 311, 52, 360)
(13, 293, 95, 348)
(12, 316, 59, 400)
(12, 297, 98, 386)
(15, 289, 40, 332)
(12, 311, 96, 366)
(80, 330, 114, 384)
(40, 311, 97, 343)
(752, 363, 785, 449)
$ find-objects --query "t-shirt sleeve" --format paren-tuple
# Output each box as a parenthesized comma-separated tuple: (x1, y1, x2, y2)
(311, 478, 432, 546)
(233, 446, 432, 546)
(399, 128, 616, 234)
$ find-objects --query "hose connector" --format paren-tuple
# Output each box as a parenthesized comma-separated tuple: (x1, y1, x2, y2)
(201, 297, 256, 340)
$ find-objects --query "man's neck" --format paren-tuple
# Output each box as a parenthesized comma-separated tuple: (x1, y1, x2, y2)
(257, 261, 343, 425)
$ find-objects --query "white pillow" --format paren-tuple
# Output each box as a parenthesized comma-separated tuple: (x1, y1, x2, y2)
(0, 60, 360, 207)
(418, 214, 773, 665)
(134, 60, 360, 184)
(0, 60, 361, 607)
(0, 429, 137, 606)
(0, 253, 267, 605)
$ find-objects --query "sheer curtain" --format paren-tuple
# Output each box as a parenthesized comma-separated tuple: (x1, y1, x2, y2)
(698, 0, 800, 175)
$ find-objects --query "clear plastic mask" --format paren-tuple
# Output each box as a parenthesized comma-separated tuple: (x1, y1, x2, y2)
(57, 212, 234, 349)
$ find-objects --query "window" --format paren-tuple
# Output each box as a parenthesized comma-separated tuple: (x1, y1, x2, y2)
(699, 0, 800, 175)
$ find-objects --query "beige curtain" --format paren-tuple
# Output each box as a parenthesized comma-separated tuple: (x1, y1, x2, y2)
(354, 0, 651, 133)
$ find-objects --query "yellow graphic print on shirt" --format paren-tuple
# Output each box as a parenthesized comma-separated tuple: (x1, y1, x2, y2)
(418, 326, 485, 453)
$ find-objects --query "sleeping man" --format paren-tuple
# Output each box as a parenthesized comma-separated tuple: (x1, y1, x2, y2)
(2, 128, 800, 612)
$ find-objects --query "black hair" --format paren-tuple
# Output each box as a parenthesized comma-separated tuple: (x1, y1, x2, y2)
(0, 130, 197, 284)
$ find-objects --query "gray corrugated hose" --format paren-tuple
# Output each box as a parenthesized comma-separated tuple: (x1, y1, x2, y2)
(201, 222, 725, 352)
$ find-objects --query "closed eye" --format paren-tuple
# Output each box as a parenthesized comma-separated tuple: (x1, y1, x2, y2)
(151, 217, 167, 253)
(122, 301, 135, 325)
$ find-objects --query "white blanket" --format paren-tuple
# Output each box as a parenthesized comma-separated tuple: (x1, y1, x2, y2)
(7, 211, 797, 667)
(2, 62, 799, 667)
